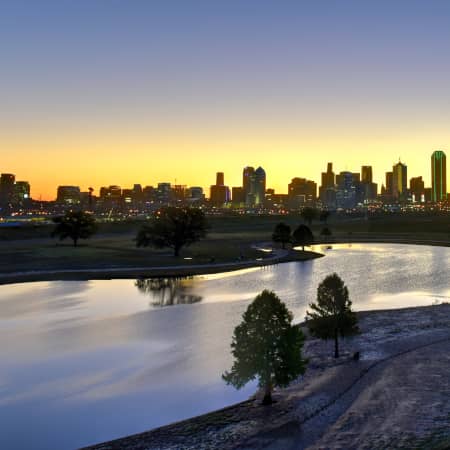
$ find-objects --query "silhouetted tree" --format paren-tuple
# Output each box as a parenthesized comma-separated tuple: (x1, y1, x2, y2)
(272, 222, 291, 249)
(319, 210, 330, 224)
(51, 210, 97, 247)
(300, 207, 318, 226)
(320, 227, 332, 237)
(136, 207, 209, 257)
(306, 274, 359, 358)
(223, 290, 307, 405)
(292, 224, 314, 251)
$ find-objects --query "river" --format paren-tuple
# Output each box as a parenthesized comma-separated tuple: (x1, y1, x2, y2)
(0, 243, 449, 449)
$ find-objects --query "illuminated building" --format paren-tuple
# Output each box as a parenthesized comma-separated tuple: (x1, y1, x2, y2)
(0, 173, 15, 207)
(336, 172, 356, 209)
(249, 166, 266, 206)
(242, 166, 254, 201)
(13, 181, 31, 206)
(156, 183, 172, 204)
(392, 161, 408, 201)
(410, 176, 425, 203)
(56, 186, 81, 205)
(288, 177, 316, 208)
(319, 163, 336, 209)
(431, 150, 447, 202)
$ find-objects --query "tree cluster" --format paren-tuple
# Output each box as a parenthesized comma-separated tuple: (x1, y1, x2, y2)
(223, 274, 359, 405)
(272, 222, 314, 251)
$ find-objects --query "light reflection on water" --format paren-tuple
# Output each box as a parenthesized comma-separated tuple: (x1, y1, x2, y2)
(0, 243, 449, 450)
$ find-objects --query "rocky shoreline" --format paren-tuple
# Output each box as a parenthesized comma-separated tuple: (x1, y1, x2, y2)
(84, 303, 450, 450)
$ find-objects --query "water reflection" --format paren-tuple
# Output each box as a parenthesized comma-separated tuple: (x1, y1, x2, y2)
(1, 244, 449, 450)
(135, 278, 202, 307)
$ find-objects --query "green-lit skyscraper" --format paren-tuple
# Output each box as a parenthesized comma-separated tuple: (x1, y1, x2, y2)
(431, 151, 447, 202)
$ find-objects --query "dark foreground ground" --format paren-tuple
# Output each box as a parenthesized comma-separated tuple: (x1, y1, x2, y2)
(84, 304, 450, 450)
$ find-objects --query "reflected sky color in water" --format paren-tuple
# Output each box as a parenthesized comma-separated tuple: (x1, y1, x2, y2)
(0, 244, 449, 449)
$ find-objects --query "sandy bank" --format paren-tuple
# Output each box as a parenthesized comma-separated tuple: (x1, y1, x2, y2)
(84, 303, 450, 450)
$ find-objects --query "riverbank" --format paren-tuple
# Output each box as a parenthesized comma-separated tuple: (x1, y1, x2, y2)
(0, 248, 322, 285)
(85, 303, 450, 450)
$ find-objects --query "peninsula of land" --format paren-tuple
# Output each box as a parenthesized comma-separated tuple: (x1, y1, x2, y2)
(85, 303, 450, 450)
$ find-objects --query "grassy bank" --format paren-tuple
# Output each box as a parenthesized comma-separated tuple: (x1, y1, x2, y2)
(0, 213, 449, 277)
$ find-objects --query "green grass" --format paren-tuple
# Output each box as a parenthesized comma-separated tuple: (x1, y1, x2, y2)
(0, 213, 449, 274)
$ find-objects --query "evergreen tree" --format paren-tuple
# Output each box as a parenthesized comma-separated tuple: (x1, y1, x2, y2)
(272, 222, 291, 249)
(223, 290, 307, 405)
(292, 224, 314, 251)
(306, 274, 359, 358)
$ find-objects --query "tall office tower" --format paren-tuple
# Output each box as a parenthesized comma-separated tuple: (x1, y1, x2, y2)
(431, 150, 447, 202)
(56, 186, 81, 204)
(385, 172, 393, 196)
(249, 166, 266, 206)
(410, 176, 425, 203)
(242, 166, 255, 201)
(216, 172, 224, 186)
(321, 163, 335, 189)
(210, 173, 230, 206)
(392, 161, 408, 200)
(0, 173, 16, 207)
(361, 166, 373, 183)
(335, 171, 356, 209)
(288, 178, 317, 208)
(319, 163, 336, 206)
(360, 165, 377, 201)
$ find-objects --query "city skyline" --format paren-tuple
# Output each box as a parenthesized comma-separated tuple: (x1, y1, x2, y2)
(2, 1, 450, 199)
(3, 150, 448, 201)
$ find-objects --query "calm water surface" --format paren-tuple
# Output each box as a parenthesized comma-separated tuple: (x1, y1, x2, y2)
(0, 244, 449, 449)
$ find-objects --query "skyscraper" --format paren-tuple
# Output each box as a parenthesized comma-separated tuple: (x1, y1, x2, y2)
(392, 161, 407, 201)
(361, 165, 377, 201)
(410, 176, 425, 203)
(431, 150, 447, 202)
(216, 172, 224, 186)
(250, 167, 266, 206)
(336, 172, 356, 209)
(361, 166, 373, 183)
(0, 173, 15, 208)
(210, 173, 230, 206)
(319, 163, 336, 208)
(242, 166, 254, 200)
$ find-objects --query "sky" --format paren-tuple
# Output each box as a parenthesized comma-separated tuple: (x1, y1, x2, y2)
(1, 0, 450, 200)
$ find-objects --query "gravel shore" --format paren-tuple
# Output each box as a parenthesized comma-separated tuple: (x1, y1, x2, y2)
(84, 303, 450, 450)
